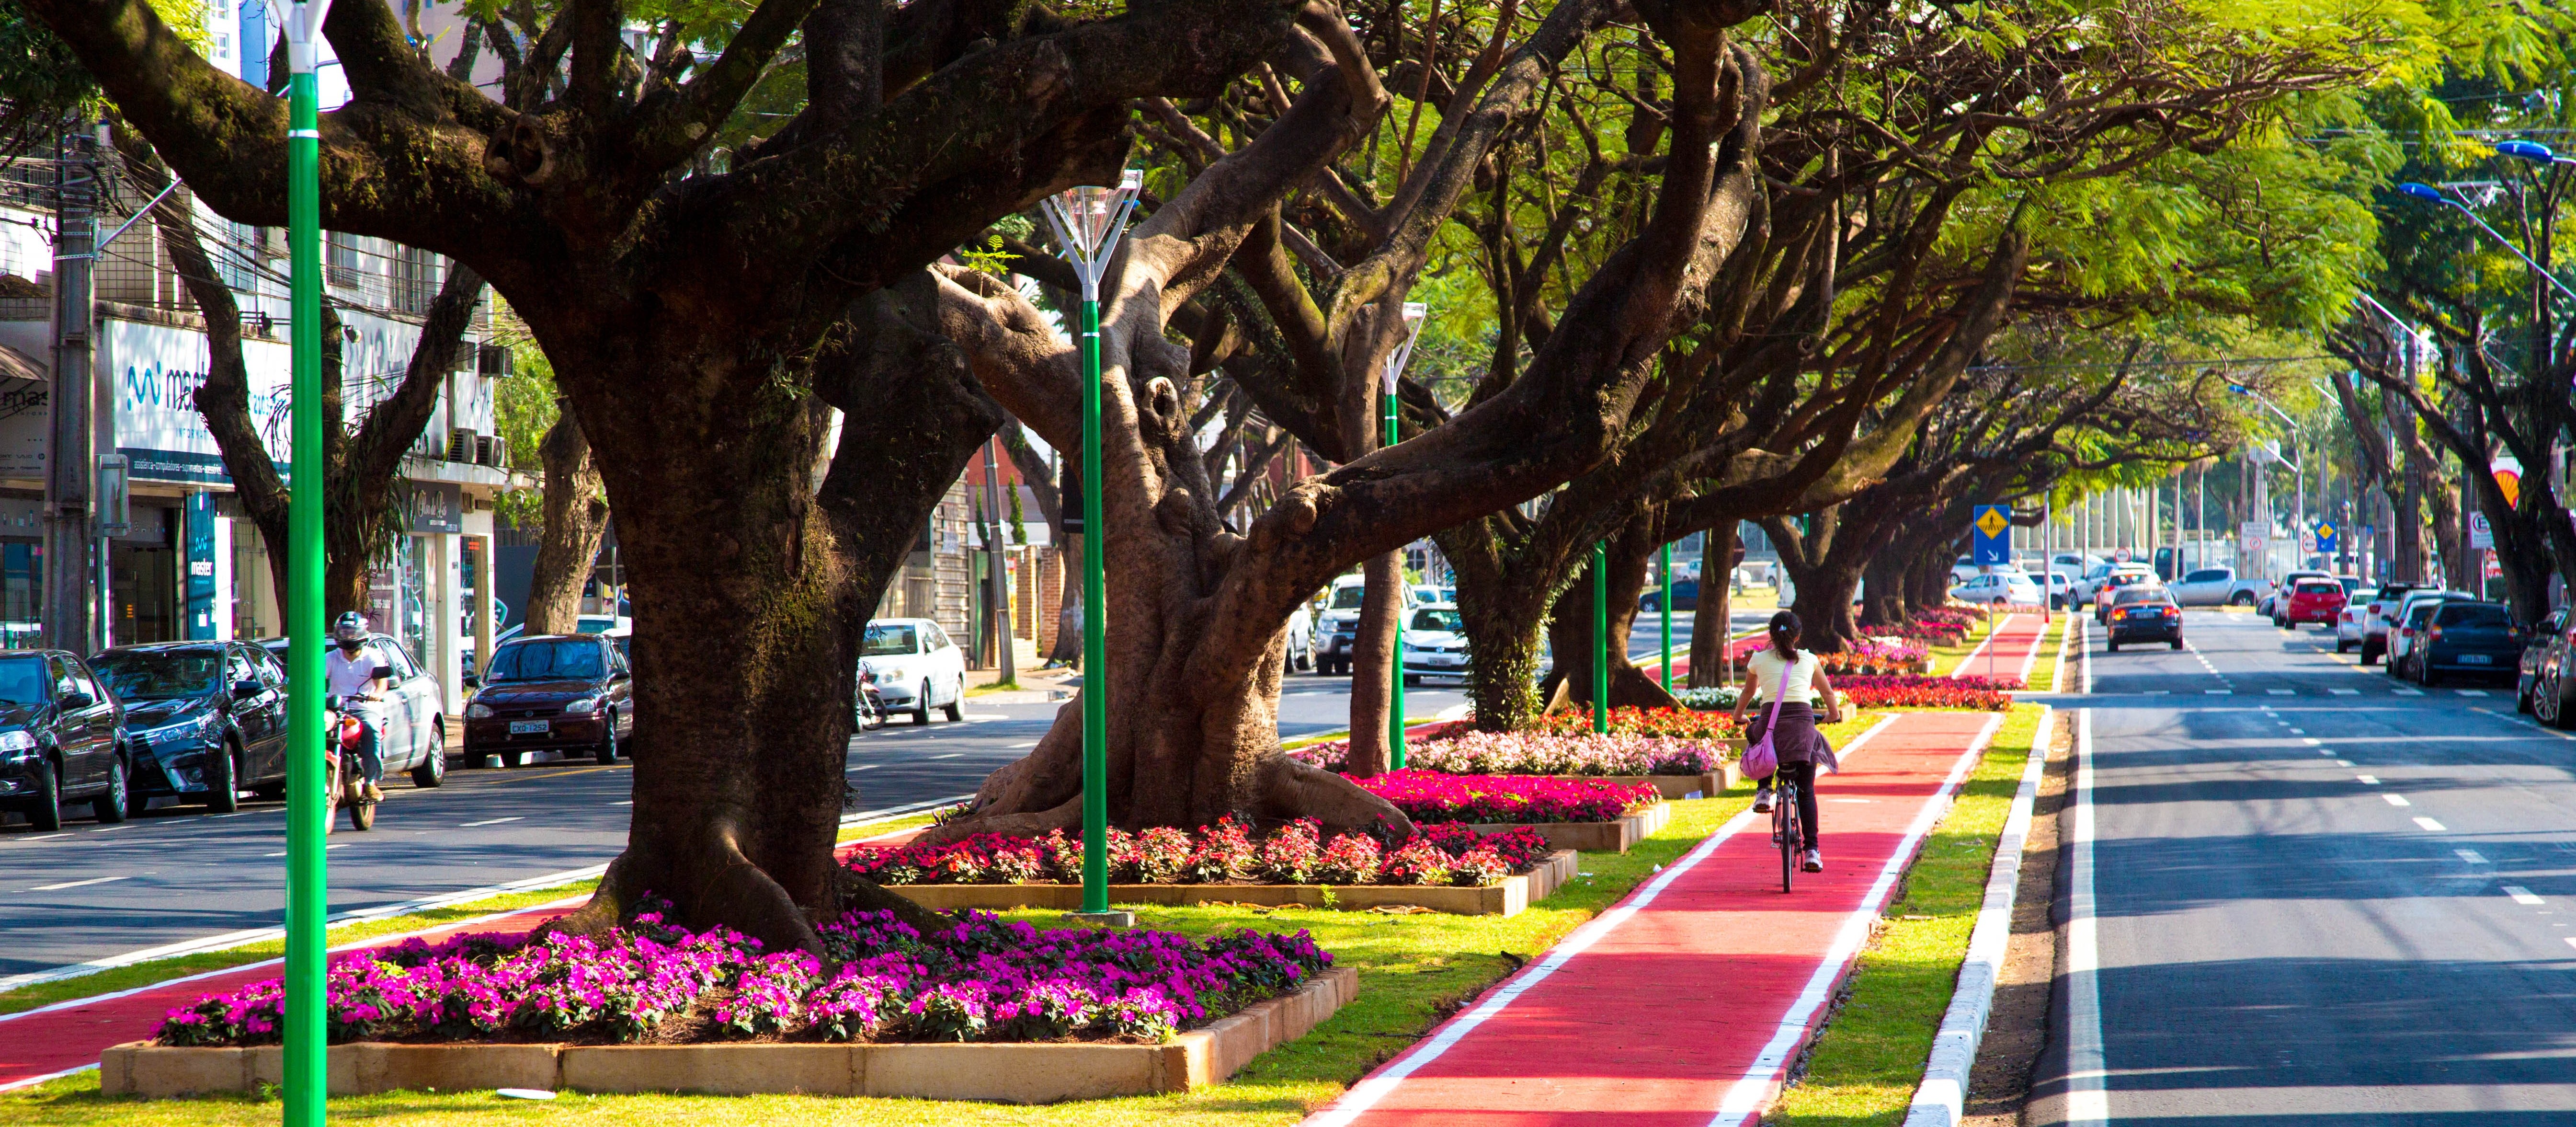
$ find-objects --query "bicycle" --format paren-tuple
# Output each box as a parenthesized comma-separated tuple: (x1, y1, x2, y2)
(1774, 776, 1802, 893)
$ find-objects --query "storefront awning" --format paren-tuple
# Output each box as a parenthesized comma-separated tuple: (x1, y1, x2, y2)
(0, 343, 43, 384)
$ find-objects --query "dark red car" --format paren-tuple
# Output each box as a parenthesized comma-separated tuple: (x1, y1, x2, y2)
(462, 634, 633, 768)
(2278, 578, 2347, 629)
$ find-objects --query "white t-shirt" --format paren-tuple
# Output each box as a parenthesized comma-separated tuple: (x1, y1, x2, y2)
(326, 644, 389, 697)
(1744, 648, 1820, 704)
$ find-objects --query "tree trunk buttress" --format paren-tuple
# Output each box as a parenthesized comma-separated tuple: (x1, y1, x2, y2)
(1343, 551, 1402, 777)
(526, 412, 611, 636)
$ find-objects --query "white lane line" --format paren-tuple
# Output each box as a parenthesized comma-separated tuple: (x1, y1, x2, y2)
(458, 816, 524, 828)
(2329, 688, 2358, 695)
(2267, 689, 2294, 696)
(2457, 849, 2489, 864)
(26, 875, 127, 892)
(2565, 938, 2576, 951)
(1008, 741, 1038, 749)
(2505, 886, 2544, 906)
(2288, 728, 2305, 734)
(2302, 738, 2323, 746)
(929, 753, 963, 760)
(2384, 794, 2412, 807)
(8, 834, 68, 843)
(2454, 690, 2489, 697)
(2333, 759, 2353, 767)
(2355, 775, 2380, 785)
(2415, 817, 2448, 832)
(2205, 690, 2234, 696)
(261, 844, 352, 856)
(86, 825, 130, 833)
(2393, 688, 2423, 696)
(850, 764, 880, 771)
(612, 800, 632, 806)
(2062, 707, 2109, 1125)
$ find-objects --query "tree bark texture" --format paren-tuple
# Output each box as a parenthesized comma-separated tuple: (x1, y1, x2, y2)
(1687, 521, 1737, 689)
(1343, 550, 1402, 777)
(1538, 519, 1683, 711)
(524, 412, 610, 636)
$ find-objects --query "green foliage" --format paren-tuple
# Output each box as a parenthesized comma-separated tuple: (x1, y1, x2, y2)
(0, 0, 203, 157)
(490, 340, 561, 529)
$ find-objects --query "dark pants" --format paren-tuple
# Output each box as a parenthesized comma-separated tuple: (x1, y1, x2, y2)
(1769, 760, 1820, 849)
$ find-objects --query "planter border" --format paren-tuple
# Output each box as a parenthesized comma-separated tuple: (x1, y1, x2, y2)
(881, 850, 1576, 917)
(101, 966, 1358, 1103)
(1464, 800, 1672, 853)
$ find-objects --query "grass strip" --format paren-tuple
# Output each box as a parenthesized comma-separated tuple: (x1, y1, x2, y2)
(1766, 702, 2044, 1126)
(1921, 614, 2000, 677)
(2024, 615, 2070, 693)
(6, 718, 1910, 1125)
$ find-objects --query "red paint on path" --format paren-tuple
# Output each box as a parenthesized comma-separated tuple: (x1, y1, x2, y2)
(1302, 710, 2004, 1127)
(1954, 613, 2053, 685)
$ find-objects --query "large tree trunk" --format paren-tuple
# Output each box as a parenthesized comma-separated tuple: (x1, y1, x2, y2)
(1687, 521, 1737, 689)
(1342, 550, 1402, 776)
(1539, 522, 1683, 711)
(525, 413, 610, 635)
(1447, 538, 1550, 731)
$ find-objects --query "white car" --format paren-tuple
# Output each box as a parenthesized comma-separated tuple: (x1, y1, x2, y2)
(2334, 592, 2371, 653)
(1315, 575, 1419, 676)
(1284, 605, 1313, 672)
(1949, 572, 2045, 608)
(2256, 570, 2333, 619)
(1399, 604, 1469, 685)
(2385, 590, 2475, 678)
(859, 618, 968, 724)
(2166, 566, 2270, 608)
(259, 633, 447, 784)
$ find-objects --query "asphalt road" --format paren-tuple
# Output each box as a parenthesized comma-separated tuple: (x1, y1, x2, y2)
(2031, 609, 2576, 1125)
(0, 607, 1753, 982)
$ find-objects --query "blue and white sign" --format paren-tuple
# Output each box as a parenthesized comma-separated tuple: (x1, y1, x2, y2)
(2313, 521, 2338, 556)
(1972, 504, 2011, 566)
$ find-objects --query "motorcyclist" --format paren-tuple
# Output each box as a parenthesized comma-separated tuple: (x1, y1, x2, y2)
(325, 611, 390, 802)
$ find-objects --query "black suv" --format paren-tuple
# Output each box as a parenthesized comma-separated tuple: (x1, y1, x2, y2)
(92, 642, 290, 813)
(0, 649, 129, 830)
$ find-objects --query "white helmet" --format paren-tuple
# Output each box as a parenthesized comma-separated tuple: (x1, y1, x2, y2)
(331, 612, 370, 644)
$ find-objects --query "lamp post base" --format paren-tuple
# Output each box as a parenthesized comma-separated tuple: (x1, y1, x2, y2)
(1061, 909, 1138, 928)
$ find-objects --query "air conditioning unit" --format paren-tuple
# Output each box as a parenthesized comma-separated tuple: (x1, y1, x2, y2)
(449, 427, 477, 462)
(477, 344, 513, 378)
(477, 435, 504, 467)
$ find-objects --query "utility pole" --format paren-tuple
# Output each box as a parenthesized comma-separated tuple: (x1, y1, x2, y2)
(983, 435, 1014, 685)
(44, 121, 96, 656)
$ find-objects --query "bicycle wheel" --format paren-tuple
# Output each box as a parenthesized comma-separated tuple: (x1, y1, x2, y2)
(1778, 785, 1798, 893)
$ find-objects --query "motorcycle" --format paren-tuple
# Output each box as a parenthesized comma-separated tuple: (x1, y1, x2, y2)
(855, 667, 888, 732)
(325, 695, 377, 832)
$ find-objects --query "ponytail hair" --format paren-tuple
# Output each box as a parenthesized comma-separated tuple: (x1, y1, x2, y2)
(1767, 610, 1801, 660)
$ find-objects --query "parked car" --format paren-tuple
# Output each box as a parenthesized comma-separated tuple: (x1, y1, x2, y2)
(1640, 577, 1700, 612)
(2038, 572, 2079, 610)
(2519, 608, 2567, 718)
(2277, 578, 2348, 629)
(2357, 582, 2420, 664)
(2334, 591, 2372, 653)
(2256, 570, 2334, 619)
(92, 642, 292, 812)
(259, 633, 449, 786)
(1315, 575, 1419, 676)
(2166, 566, 2270, 608)
(2104, 587, 2184, 651)
(2409, 601, 2520, 686)
(1950, 571, 2044, 609)
(1399, 604, 1469, 686)
(859, 618, 967, 724)
(0, 650, 128, 830)
(463, 633, 634, 767)
(1284, 605, 1313, 672)
(2385, 592, 2475, 680)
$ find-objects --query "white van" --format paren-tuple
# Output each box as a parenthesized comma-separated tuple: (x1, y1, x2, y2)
(1314, 575, 1420, 676)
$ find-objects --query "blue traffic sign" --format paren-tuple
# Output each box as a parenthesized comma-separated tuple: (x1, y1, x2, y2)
(2314, 521, 2338, 555)
(1972, 505, 2011, 566)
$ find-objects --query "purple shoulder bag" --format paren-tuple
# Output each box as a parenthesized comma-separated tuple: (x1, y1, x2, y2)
(1740, 658, 1794, 781)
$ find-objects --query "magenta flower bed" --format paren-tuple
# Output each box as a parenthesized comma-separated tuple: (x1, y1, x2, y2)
(846, 816, 1552, 888)
(1291, 731, 1721, 777)
(155, 907, 1330, 1048)
(1352, 770, 1656, 824)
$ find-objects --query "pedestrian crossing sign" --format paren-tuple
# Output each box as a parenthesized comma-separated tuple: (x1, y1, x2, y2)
(1972, 504, 2010, 565)
(2314, 521, 2337, 554)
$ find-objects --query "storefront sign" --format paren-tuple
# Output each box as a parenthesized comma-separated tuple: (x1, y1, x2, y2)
(106, 311, 430, 484)
(185, 494, 218, 639)
(406, 481, 462, 534)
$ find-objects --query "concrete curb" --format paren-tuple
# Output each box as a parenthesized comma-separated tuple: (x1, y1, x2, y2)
(885, 850, 1578, 917)
(1902, 704, 2054, 1127)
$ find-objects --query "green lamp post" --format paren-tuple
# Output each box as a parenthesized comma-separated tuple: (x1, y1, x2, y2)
(1659, 542, 1673, 691)
(1040, 171, 1141, 921)
(1592, 540, 1608, 734)
(1381, 301, 1427, 768)
(273, 2, 332, 1124)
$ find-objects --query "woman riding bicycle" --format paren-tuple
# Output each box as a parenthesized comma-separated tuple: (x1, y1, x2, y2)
(1733, 610, 1844, 873)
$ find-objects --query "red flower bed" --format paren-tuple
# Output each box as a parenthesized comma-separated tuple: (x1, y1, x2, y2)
(1834, 674, 2014, 711)
(1349, 770, 1656, 824)
(844, 817, 1554, 888)
(1530, 706, 1741, 740)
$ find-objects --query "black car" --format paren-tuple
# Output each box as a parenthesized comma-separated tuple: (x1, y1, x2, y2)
(0, 649, 129, 830)
(2519, 609, 2566, 721)
(91, 642, 290, 813)
(2104, 587, 2183, 651)
(2413, 601, 2520, 687)
(1639, 578, 1700, 612)
(462, 633, 634, 767)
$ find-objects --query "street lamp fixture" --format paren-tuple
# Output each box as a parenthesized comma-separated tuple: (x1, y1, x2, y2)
(2494, 139, 2575, 166)
(1383, 301, 1425, 769)
(2395, 180, 2576, 303)
(1039, 169, 1141, 923)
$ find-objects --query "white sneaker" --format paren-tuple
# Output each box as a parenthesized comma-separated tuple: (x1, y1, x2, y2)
(1752, 790, 1774, 814)
(1801, 849, 1824, 873)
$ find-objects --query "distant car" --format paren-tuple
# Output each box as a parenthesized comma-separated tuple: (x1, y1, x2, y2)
(2519, 608, 2566, 719)
(463, 633, 634, 767)
(0, 649, 128, 830)
(2037, 572, 2079, 610)
(260, 633, 449, 786)
(2094, 574, 2163, 624)
(2104, 587, 2183, 651)
(1399, 604, 1470, 686)
(1640, 577, 1700, 612)
(1316, 575, 1420, 677)
(2358, 582, 2421, 664)
(1950, 572, 2044, 609)
(2385, 592, 2475, 680)
(2277, 578, 2348, 629)
(2257, 570, 2334, 619)
(2333, 592, 2372, 653)
(92, 642, 292, 812)
(2166, 566, 2269, 608)
(860, 618, 968, 724)
(2410, 601, 2520, 687)
(2082, 564, 2158, 610)
(1285, 605, 1313, 672)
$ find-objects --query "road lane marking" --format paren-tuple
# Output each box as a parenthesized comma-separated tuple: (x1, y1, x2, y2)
(262, 845, 351, 856)
(27, 875, 127, 892)
(2457, 849, 2489, 863)
(9, 834, 68, 843)
(2393, 688, 2423, 696)
(2329, 688, 2358, 695)
(613, 800, 631, 805)
(2384, 794, 2411, 806)
(2288, 728, 2305, 734)
(2454, 689, 2488, 697)
(2355, 775, 2379, 784)
(850, 764, 879, 771)
(2205, 690, 2233, 695)
(2268, 689, 2294, 695)
(2063, 708, 2109, 1125)
(2302, 738, 2322, 746)
(2333, 759, 2353, 766)
(2414, 817, 2447, 832)
(929, 753, 962, 759)
(459, 816, 524, 828)
(1008, 741, 1037, 748)
(2506, 886, 2543, 905)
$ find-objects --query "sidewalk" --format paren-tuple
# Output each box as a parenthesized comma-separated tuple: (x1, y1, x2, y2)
(1303, 710, 2004, 1127)
(1953, 613, 2053, 683)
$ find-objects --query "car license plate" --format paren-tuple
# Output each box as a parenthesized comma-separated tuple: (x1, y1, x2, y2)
(2460, 654, 2491, 665)
(510, 719, 550, 735)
